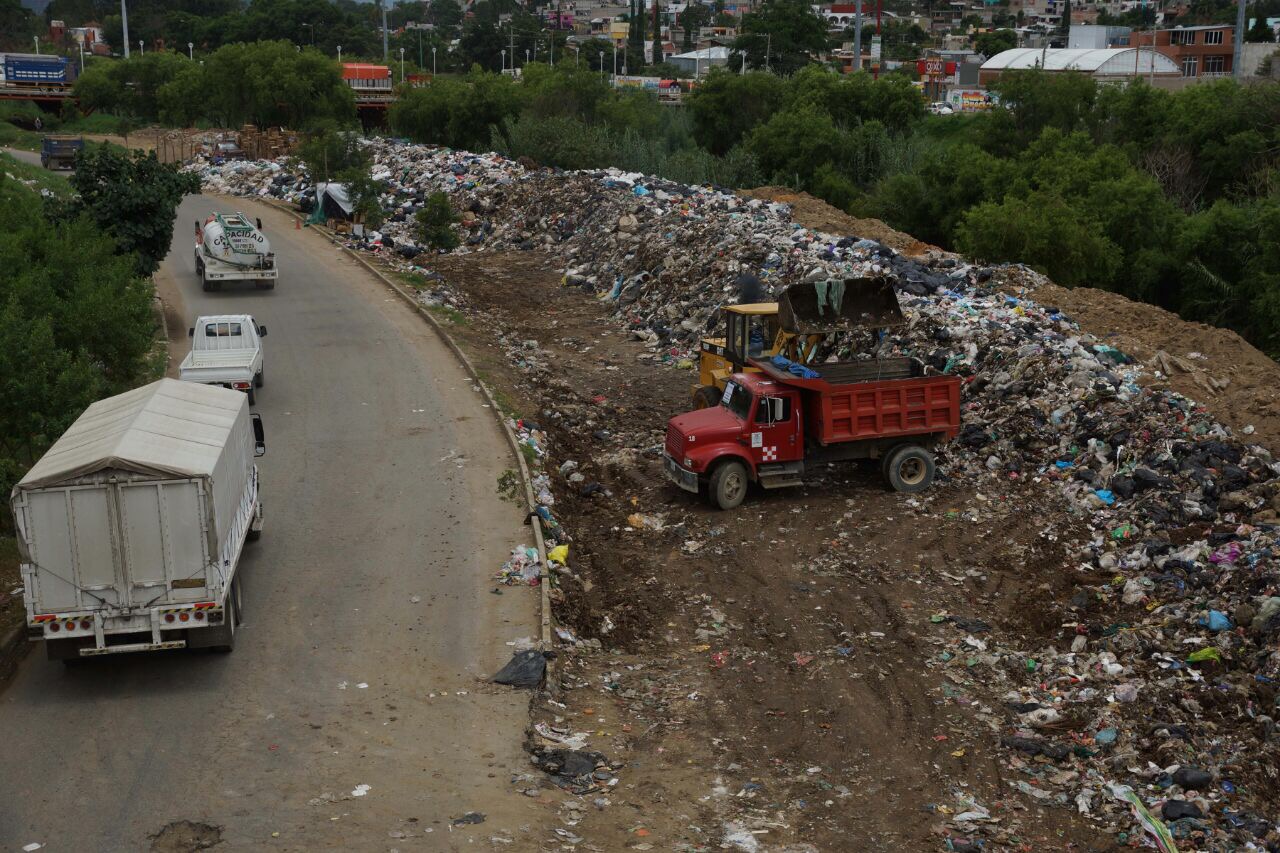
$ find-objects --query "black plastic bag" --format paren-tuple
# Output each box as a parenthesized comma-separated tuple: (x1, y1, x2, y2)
(492, 649, 548, 688)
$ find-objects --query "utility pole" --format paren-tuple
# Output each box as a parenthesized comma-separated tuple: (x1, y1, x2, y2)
(121, 0, 130, 58)
(381, 1, 389, 60)
(1232, 0, 1245, 79)
(509, 22, 516, 71)
(765, 32, 771, 72)
(854, 0, 862, 73)
(874, 0, 882, 79)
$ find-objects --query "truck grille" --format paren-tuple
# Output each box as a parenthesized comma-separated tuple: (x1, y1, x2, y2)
(666, 423, 686, 459)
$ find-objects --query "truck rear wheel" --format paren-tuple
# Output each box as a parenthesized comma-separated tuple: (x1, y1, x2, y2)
(709, 459, 749, 510)
(693, 386, 720, 410)
(246, 387, 256, 406)
(254, 367, 264, 388)
(885, 445, 935, 493)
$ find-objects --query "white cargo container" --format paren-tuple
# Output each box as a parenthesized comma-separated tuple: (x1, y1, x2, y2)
(10, 379, 266, 661)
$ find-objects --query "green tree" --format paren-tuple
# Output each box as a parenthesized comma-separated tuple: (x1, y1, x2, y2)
(297, 124, 369, 184)
(687, 70, 787, 155)
(955, 192, 1122, 286)
(975, 28, 1017, 57)
(63, 144, 202, 276)
(733, 0, 829, 74)
(415, 192, 460, 251)
(0, 0, 38, 51)
(680, 3, 712, 50)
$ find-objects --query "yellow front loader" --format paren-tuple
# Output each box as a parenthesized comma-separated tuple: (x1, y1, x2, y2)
(690, 277, 905, 408)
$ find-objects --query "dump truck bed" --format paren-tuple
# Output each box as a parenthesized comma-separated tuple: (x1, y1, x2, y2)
(753, 357, 962, 446)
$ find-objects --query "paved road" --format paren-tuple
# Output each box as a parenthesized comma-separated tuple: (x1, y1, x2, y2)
(4, 147, 42, 168)
(0, 195, 543, 850)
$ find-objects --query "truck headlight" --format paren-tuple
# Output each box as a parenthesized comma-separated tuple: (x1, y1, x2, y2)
(684, 457, 694, 469)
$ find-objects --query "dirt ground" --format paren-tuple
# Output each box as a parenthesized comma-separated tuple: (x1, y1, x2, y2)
(390, 249, 1122, 851)
(741, 186, 939, 258)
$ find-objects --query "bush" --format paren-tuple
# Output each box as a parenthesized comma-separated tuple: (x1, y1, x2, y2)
(415, 192, 460, 252)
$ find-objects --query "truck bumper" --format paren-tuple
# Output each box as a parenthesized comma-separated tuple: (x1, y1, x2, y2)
(664, 455, 700, 494)
(32, 602, 223, 656)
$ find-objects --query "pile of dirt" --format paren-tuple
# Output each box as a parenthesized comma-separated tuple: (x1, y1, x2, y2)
(741, 185, 939, 257)
(1001, 271, 1280, 453)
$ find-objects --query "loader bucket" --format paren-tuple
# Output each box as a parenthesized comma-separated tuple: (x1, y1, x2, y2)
(777, 277, 905, 334)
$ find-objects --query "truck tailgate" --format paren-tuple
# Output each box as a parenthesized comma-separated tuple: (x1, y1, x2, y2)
(20, 480, 212, 614)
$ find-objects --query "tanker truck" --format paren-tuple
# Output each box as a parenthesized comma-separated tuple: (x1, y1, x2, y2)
(194, 212, 279, 291)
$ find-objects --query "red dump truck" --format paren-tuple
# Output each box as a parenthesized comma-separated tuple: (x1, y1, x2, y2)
(664, 277, 961, 509)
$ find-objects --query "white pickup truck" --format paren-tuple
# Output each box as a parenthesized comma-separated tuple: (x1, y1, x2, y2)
(179, 314, 267, 405)
(11, 379, 266, 660)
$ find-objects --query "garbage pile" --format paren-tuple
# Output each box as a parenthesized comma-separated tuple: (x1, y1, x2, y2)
(194, 142, 1280, 847)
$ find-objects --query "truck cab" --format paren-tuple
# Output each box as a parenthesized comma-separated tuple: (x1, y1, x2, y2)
(666, 374, 805, 508)
(179, 314, 267, 405)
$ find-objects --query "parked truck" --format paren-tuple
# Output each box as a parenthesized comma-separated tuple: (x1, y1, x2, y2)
(11, 379, 266, 661)
(0, 53, 76, 87)
(665, 278, 962, 509)
(179, 314, 267, 405)
(40, 134, 83, 169)
(194, 212, 278, 291)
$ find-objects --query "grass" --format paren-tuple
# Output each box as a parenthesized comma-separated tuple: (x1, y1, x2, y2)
(426, 303, 468, 326)
(0, 152, 71, 196)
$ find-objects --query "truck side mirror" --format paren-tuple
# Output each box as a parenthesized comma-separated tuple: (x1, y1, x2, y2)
(251, 413, 266, 457)
(771, 398, 785, 422)
(188, 327, 194, 337)
(257, 325, 267, 337)
(194, 219, 200, 236)
(256, 217, 263, 230)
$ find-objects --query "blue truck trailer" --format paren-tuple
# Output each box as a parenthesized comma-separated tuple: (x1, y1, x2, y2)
(1, 54, 76, 87)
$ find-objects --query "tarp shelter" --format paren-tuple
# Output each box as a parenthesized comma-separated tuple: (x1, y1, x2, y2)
(308, 182, 353, 224)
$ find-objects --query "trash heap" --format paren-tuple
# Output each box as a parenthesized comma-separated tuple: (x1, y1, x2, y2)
(194, 142, 1280, 848)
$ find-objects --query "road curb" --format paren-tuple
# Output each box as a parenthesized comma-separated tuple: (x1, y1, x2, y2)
(256, 199, 555, 655)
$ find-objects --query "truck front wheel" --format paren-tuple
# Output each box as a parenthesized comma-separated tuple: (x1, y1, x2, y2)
(885, 445, 936, 493)
(709, 459, 749, 510)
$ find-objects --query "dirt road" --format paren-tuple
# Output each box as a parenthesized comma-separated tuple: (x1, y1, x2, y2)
(0, 198, 544, 850)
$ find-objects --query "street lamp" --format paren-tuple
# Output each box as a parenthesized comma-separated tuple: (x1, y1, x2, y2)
(139, 39, 144, 56)
(34, 36, 39, 55)
(399, 47, 405, 82)
(599, 50, 604, 77)
(337, 45, 342, 63)
(612, 44, 617, 77)
(188, 41, 193, 60)
(501, 48, 506, 72)
(525, 48, 530, 66)
(432, 45, 437, 76)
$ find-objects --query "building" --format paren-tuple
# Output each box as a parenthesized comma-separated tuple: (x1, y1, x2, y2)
(978, 47, 1179, 84)
(1131, 25, 1234, 78)
(667, 45, 729, 75)
(1068, 24, 1131, 48)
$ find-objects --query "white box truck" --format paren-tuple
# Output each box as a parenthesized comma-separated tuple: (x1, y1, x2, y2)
(195, 211, 278, 291)
(179, 314, 267, 405)
(10, 379, 266, 661)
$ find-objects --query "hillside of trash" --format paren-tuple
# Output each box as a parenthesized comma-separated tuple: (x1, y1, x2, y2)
(196, 143, 1280, 852)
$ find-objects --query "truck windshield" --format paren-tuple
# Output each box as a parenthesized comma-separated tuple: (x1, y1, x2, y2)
(723, 381, 753, 421)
